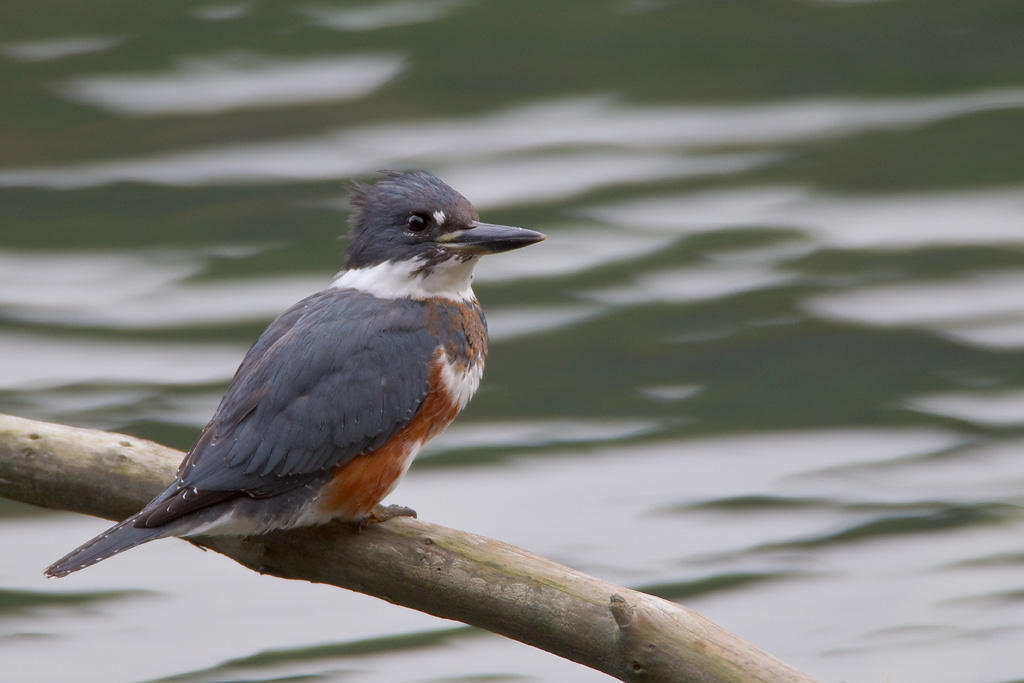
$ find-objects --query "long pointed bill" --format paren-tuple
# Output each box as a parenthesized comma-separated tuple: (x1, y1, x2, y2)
(439, 221, 546, 254)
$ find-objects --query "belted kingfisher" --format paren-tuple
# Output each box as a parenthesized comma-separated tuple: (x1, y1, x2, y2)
(45, 170, 545, 578)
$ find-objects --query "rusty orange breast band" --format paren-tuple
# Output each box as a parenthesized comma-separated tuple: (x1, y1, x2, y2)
(317, 349, 462, 520)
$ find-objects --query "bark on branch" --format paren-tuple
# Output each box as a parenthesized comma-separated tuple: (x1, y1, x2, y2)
(0, 413, 816, 682)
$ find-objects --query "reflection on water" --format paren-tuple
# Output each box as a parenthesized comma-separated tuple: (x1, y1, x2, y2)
(0, 249, 203, 310)
(427, 418, 656, 453)
(189, 4, 252, 22)
(0, 333, 245, 389)
(589, 186, 1024, 247)
(436, 151, 778, 207)
(5, 88, 1024, 192)
(62, 52, 405, 115)
(1, 35, 121, 62)
(485, 305, 601, 341)
(908, 389, 1024, 427)
(2, 1, 1024, 682)
(300, 0, 470, 32)
(473, 226, 674, 280)
(584, 262, 793, 306)
(807, 270, 1024, 349)
(7, 272, 326, 329)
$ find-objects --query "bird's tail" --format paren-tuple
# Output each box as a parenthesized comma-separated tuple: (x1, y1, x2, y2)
(44, 515, 169, 578)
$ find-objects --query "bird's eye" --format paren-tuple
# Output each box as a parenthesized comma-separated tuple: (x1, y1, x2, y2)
(406, 213, 429, 232)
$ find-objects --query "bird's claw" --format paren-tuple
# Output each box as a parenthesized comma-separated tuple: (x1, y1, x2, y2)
(352, 504, 418, 532)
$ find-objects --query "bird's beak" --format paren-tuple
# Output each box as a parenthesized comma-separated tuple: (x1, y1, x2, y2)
(439, 221, 546, 254)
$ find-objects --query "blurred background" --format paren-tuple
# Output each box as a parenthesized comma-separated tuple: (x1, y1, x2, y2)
(2, 1, 1024, 681)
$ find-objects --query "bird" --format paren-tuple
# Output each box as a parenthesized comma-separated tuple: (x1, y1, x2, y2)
(45, 170, 545, 578)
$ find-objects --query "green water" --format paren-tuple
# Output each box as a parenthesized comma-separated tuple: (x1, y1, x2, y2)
(2, 1, 1024, 681)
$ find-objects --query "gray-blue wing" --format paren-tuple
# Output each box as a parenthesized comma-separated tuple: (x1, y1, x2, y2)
(135, 288, 436, 527)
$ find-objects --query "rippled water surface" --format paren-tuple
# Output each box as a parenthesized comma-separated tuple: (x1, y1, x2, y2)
(3, 1, 1024, 681)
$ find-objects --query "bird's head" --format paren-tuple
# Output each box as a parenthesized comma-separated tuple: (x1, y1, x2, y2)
(336, 171, 545, 301)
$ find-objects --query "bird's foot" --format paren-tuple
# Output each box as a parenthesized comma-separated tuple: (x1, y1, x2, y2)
(351, 504, 418, 532)
(372, 503, 418, 522)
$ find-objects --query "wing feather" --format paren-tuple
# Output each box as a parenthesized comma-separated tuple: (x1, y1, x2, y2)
(136, 288, 436, 528)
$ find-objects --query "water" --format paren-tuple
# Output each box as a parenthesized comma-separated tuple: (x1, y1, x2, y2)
(2, 1, 1024, 681)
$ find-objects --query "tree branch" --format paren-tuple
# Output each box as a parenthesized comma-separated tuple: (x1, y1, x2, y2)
(0, 413, 816, 682)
